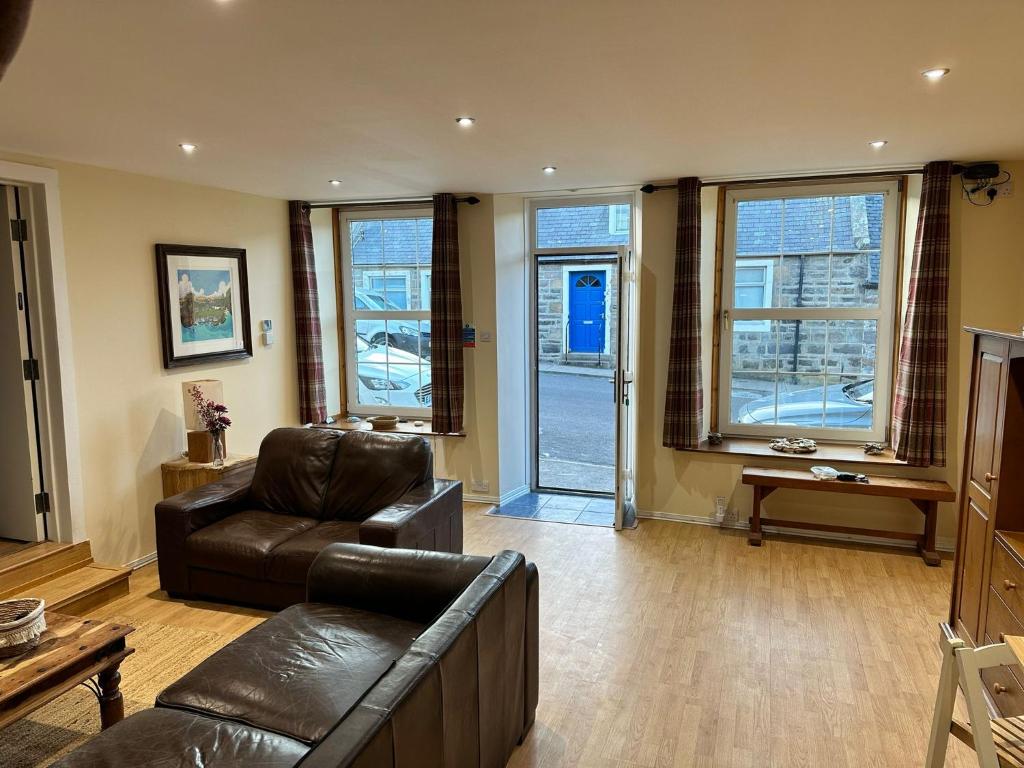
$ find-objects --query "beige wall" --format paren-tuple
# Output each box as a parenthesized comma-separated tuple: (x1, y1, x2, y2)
(0, 152, 297, 566)
(636, 163, 1024, 546)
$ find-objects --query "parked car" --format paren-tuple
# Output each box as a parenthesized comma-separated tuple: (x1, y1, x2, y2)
(737, 378, 873, 428)
(355, 334, 431, 408)
(354, 289, 431, 360)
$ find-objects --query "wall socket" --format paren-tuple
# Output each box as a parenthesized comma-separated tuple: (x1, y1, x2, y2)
(470, 479, 490, 493)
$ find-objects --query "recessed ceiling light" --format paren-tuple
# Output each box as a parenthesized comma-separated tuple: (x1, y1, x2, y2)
(178, 143, 197, 154)
(542, 166, 557, 174)
(329, 179, 342, 186)
(868, 140, 888, 149)
(922, 67, 950, 80)
(455, 116, 476, 127)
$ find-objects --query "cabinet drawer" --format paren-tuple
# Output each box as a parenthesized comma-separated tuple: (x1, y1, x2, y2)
(991, 540, 1024, 620)
(984, 590, 1024, 716)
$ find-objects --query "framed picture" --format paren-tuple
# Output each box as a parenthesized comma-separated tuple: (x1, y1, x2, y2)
(155, 244, 252, 368)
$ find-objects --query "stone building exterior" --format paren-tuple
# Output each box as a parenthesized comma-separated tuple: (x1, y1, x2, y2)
(731, 193, 883, 378)
(535, 204, 629, 367)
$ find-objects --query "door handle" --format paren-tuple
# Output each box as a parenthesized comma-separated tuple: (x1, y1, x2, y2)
(986, 472, 998, 482)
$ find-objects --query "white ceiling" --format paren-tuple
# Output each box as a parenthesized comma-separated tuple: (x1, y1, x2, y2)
(2, 0, 1022, 201)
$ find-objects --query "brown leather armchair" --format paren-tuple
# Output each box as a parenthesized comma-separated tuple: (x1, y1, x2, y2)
(156, 427, 463, 609)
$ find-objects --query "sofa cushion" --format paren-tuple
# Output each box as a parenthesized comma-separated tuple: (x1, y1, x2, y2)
(157, 603, 425, 744)
(186, 510, 317, 579)
(50, 707, 309, 768)
(250, 427, 343, 519)
(266, 520, 361, 585)
(323, 431, 433, 521)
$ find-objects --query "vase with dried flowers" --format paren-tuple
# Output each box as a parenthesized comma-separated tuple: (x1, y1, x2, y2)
(188, 385, 232, 467)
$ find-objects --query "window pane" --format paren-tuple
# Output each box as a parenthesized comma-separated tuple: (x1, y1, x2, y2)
(778, 254, 829, 308)
(732, 322, 778, 372)
(731, 372, 777, 425)
(825, 375, 874, 429)
(830, 252, 880, 308)
(735, 199, 782, 256)
(735, 266, 766, 285)
(735, 285, 765, 308)
(350, 220, 382, 311)
(778, 320, 826, 373)
(826, 320, 876, 376)
(354, 319, 391, 407)
(782, 196, 831, 253)
(832, 194, 884, 251)
(776, 374, 827, 428)
(536, 204, 630, 248)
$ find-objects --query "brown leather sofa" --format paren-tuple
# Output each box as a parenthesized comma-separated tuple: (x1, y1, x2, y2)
(156, 427, 463, 609)
(54, 544, 539, 768)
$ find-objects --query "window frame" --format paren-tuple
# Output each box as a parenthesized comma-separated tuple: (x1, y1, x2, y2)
(339, 206, 432, 418)
(732, 257, 775, 333)
(718, 180, 900, 443)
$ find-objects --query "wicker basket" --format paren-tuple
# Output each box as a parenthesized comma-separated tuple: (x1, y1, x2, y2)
(0, 598, 46, 659)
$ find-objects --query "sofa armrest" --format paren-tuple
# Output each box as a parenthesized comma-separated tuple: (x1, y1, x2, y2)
(306, 542, 491, 624)
(155, 464, 255, 595)
(358, 479, 463, 553)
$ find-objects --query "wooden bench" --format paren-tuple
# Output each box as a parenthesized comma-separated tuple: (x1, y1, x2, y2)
(741, 466, 956, 566)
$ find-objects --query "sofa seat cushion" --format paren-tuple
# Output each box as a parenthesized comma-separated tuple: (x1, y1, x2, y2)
(186, 510, 317, 579)
(157, 603, 425, 744)
(50, 707, 309, 768)
(267, 520, 361, 585)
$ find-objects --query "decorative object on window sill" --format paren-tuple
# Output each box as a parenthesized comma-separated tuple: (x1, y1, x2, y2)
(367, 415, 399, 431)
(155, 244, 252, 369)
(768, 437, 817, 454)
(0, 598, 46, 659)
(187, 384, 232, 467)
(707, 432, 724, 446)
(863, 442, 885, 455)
(810, 465, 839, 480)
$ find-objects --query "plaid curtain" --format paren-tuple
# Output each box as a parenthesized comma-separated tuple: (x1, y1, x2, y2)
(430, 193, 464, 434)
(288, 200, 328, 425)
(892, 161, 953, 466)
(663, 177, 703, 449)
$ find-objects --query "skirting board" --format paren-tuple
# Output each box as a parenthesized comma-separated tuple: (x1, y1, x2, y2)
(465, 485, 530, 506)
(125, 551, 159, 570)
(637, 509, 956, 553)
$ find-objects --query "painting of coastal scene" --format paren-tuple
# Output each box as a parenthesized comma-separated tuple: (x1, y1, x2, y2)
(178, 269, 233, 342)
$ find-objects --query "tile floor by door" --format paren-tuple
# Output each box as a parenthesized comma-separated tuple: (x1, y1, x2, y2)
(489, 492, 615, 527)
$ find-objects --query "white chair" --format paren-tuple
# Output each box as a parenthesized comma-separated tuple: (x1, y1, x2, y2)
(928, 623, 1024, 767)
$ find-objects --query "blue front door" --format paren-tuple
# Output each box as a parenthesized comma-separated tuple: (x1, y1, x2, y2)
(568, 271, 606, 353)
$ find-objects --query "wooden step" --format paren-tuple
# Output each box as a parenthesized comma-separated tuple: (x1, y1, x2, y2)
(0, 541, 93, 598)
(9, 563, 131, 616)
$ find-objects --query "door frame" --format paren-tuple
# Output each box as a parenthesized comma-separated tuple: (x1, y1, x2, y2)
(562, 265, 611, 356)
(0, 160, 86, 545)
(526, 192, 638, 499)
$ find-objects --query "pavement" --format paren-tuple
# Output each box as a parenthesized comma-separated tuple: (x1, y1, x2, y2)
(537, 369, 615, 493)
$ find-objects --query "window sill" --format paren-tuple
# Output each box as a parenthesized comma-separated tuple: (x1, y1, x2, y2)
(684, 437, 906, 466)
(317, 420, 465, 438)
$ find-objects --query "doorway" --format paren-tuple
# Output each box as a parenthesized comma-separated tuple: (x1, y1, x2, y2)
(0, 184, 49, 543)
(535, 257, 618, 497)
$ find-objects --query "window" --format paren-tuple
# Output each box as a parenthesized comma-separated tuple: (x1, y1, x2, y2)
(719, 181, 899, 442)
(340, 210, 432, 416)
(608, 204, 630, 235)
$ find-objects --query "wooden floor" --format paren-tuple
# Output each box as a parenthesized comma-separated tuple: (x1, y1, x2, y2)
(0, 539, 35, 558)
(82, 504, 979, 768)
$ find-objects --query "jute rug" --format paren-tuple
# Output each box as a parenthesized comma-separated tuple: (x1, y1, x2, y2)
(0, 616, 236, 767)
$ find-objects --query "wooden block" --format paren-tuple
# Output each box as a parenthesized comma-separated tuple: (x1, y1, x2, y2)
(187, 431, 215, 463)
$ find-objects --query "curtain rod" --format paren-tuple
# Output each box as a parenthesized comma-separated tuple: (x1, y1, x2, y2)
(638, 166, 961, 193)
(308, 195, 480, 210)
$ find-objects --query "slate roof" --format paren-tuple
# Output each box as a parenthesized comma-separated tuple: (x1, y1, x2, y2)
(351, 217, 433, 266)
(350, 195, 882, 283)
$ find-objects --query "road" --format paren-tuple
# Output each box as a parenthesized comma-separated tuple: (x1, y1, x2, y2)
(537, 371, 615, 493)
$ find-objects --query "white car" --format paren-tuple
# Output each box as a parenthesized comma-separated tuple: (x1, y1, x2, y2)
(354, 289, 431, 360)
(355, 334, 431, 408)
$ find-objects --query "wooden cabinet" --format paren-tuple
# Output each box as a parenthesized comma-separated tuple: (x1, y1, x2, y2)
(952, 329, 1024, 690)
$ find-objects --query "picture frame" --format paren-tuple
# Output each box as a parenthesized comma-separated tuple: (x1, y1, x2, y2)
(155, 244, 253, 369)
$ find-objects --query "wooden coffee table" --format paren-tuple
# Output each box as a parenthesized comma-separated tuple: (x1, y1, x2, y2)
(0, 612, 134, 731)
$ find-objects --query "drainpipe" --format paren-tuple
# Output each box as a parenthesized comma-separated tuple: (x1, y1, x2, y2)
(791, 255, 805, 372)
